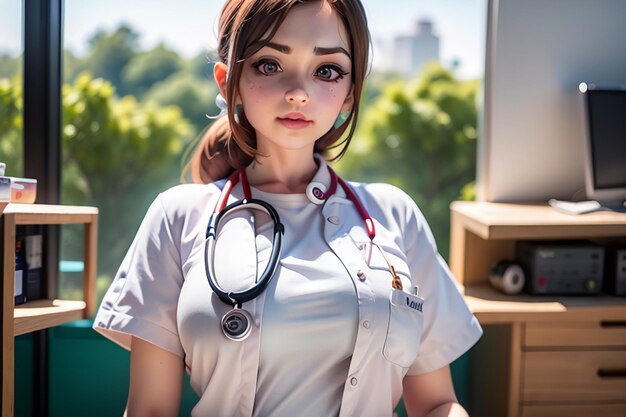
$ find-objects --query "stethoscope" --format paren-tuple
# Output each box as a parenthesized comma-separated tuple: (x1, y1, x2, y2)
(204, 165, 404, 341)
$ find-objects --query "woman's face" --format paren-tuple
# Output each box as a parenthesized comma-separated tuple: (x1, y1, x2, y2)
(238, 2, 353, 155)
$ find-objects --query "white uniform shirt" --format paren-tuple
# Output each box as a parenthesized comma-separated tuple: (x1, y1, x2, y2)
(94, 158, 483, 417)
(248, 188, 358, 417)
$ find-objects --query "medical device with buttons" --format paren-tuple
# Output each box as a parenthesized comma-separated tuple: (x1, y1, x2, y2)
(515, 240, 605, 295)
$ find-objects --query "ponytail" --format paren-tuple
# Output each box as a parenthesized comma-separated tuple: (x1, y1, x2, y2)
(186, 116, 253, 184)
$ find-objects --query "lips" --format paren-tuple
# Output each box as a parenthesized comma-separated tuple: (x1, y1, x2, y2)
(277, 112, 312, 129)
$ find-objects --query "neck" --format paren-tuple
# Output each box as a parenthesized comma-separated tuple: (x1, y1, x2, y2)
(245, 149, 318, 194)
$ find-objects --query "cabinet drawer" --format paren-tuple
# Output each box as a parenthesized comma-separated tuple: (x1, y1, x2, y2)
(522, 403, 626, 417)
(525, 321, 626, 347)
(523, 351, 626, 402)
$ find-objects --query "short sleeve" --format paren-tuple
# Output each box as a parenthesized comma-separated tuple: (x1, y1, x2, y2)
(402, 198, 482, 375)
(93, 193, 184, 357)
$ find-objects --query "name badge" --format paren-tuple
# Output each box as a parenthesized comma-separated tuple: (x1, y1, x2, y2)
(391, 288, 424, 313)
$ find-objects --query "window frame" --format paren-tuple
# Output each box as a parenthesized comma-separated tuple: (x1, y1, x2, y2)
(22, 1, 63, 415)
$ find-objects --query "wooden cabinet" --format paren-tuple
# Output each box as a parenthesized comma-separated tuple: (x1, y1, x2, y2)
(449, 202, 626, 417)
(1, 202, 98, 417)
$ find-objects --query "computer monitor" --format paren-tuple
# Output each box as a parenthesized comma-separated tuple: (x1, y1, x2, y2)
(581, 84, 626, 206)
(477, 0, 626, 203)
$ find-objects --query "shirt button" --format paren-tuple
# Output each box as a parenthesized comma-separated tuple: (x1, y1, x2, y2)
(350, 377, 358, 386)
(362, 320, 371, 329)
(327, 216, 340, 225)
(357, 270, 366, 281)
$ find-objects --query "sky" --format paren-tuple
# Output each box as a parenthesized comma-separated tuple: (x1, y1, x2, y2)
(0, 0, 487, 79)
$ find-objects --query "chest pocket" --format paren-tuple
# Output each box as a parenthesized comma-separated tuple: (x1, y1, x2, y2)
(383, 287, 425, 367)
(353, 239, 425, 368)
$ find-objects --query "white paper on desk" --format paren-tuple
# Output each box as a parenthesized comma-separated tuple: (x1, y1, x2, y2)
(548, 199, 605, 215)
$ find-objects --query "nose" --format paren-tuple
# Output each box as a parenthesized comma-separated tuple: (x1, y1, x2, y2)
(285, 87, 308, 104)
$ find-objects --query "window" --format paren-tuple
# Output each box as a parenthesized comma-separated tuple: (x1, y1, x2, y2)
(339, 0, 487, 258)
(60, 0, 222, 300)
(58, 0, 487, 300)
(0, 0, 24, 177)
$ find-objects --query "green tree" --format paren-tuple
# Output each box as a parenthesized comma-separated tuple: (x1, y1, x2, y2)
(145, 71, 218, 133)
(0, 77, 23, 175)
(61, 73, 194, 283)
(122, 43, 184, 98)
(83, 25, 140, 96)
(0, 72, 195, 298)
(361, 69, 403, 106)
(0, 53, 21, 79)
(336, 63, 478, 258)
(187, 52, 216, 80)
(63, 49, 85, 83)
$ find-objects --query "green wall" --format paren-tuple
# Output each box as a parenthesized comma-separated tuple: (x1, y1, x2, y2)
(15, 320, 472, 416)
(15, 320, 198, 417)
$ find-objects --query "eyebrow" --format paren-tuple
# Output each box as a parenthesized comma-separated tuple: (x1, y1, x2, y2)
(315, 46, 351, 57)
(262, 41, 350, 58)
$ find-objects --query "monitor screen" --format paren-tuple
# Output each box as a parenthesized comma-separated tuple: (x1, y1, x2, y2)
(583, 86, 626, 202)
(477, 0, 626, 203)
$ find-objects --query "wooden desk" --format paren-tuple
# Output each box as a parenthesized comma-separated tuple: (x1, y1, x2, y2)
(450, 202, 626, 417)
(1, 203, 98, 417)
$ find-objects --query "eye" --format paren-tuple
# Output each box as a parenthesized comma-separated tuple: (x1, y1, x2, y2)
(252, 59, 282, 76)
(315, 64, 349, 82)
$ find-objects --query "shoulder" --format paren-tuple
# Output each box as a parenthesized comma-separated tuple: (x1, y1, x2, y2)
(344, 180, 434, 247)
(348, 181, 423, 224)
(146, 181, 226, 240)
(158, 181, 224, 216)
(350, 182, 414, 206)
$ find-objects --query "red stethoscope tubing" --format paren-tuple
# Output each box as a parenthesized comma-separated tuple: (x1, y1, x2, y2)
(216, 167, 376, 239)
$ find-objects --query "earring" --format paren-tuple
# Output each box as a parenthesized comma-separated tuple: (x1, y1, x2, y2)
(334, 111, 350, 129)
(207, 94, 244, 123)
(234, 104, 244, 124)
(206, 93, 228, 120)
(215, 93, 227, 113)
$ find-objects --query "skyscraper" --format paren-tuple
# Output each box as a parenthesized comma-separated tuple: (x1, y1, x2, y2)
(394, 19, 440, 78)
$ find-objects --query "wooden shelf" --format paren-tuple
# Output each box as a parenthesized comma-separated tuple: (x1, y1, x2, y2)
(464, 284, 626, 324)
(14, 299, 87, 336)
(450, 200, 626, 322)
(451, 201, 626, 417)
(450, 201, 626, 302)
(2, 202, 98, 225)
(451, 201, 626, 240)
(1, 203, 98, 417)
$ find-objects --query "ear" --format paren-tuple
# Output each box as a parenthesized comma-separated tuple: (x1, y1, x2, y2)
(213, 62, 228, 99)
(341, 86, 355, 113)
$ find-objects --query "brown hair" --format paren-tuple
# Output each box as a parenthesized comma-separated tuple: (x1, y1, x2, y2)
(188, 0, 370, 184)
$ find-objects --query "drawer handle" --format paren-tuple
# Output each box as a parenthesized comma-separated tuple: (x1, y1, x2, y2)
(597, 368, 626, 379)
(600, 320, 626, 328)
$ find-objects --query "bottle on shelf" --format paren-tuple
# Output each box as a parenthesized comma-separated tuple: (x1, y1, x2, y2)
(17, 225, 44, 301)
(15, 237, 28, 305)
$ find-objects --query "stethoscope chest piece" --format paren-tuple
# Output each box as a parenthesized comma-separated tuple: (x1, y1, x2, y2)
(221, 307, 253, 341)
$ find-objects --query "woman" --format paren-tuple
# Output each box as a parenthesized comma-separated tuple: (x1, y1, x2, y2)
(93, 1, 482, 416)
